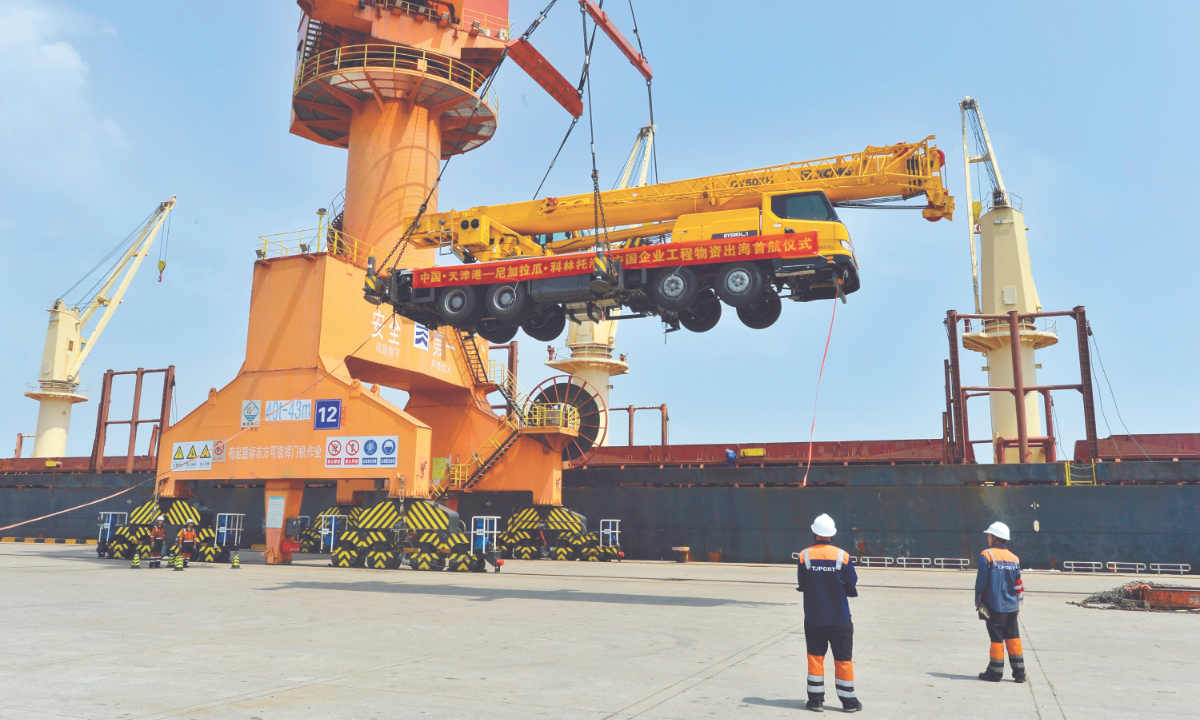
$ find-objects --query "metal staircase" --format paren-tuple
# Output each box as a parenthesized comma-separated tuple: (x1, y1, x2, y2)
(433, 334, 576, 502)
(434, 416, 521, 502)
(458, 330, 491, 386)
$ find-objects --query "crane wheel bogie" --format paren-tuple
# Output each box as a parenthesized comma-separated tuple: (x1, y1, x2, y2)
(736, 290, 783, 330)
(715, 262, 766, 308)
(678, 289, 722, 333)
(436, 286, 482, 327)
(650, 267, 700, 312)
(485, 282, 531, 323)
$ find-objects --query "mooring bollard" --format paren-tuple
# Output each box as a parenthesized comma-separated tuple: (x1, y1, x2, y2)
(672, 546, 690, 563)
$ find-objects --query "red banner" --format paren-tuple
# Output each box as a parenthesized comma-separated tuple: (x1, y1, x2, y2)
(410, 232, 820, 289)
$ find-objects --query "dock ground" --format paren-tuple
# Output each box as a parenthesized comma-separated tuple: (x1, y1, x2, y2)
(1, 544, 1194, 719)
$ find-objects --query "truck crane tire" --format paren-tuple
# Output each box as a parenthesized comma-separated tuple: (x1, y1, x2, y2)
(650, 267, 700, 312)
(715, 262, 766, 308)
(736, 290, 782, 329)
(678, 289, 722, 333)
(435, 285, 482, 327)
(477, 319, 519, 344)
(521, 305, 567, 342)
(485, 282, 531, 323)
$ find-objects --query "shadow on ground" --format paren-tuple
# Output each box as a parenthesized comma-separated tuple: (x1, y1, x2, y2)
(263, 580, 792, 607)
(928, 672, 982, 681)
(743, 697, 803, 709)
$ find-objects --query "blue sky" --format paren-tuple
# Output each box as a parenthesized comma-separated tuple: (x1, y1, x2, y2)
(1, 0, 1196, 460)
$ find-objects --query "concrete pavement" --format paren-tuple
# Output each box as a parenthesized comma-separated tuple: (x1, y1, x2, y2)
(0, 544, 1194, 719)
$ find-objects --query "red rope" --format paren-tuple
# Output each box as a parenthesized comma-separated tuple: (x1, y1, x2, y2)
(802, 296, 839, 487)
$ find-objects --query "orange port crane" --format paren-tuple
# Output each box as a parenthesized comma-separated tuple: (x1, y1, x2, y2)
(367, 138, 954, 340)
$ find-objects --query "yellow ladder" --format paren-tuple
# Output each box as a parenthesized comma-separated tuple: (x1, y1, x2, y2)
(1064, 461, 1097, 486)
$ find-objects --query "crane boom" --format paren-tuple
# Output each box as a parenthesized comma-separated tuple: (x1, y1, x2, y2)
(402, 137, 953, 261)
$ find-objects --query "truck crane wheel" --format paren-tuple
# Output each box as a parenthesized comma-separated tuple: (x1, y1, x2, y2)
(736, 289, 782, 329)
(435, 285, 482, 328)
(485, 282, 531, 323)
(521, 305, 566, 342)
(715, 262, 765, 308)
(477, 319, 519, 344)
(678, 289, 722, 333)
(650, 267, 700, 312)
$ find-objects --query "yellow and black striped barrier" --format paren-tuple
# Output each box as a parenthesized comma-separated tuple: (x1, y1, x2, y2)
(0, 537, 96, 544)
(406, 500, 453, 530)
(164, 500, 202, 526)
(332, 546, 359, 567)
(356, 500, 401, 530)
(128, 500, 161, 526)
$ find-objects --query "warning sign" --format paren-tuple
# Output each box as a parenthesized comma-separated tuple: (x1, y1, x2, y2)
(172, 441, 213, 472)
(325, 435, 399, 469)
(241, 400, 262, 428)
(212, 440, 226, 463)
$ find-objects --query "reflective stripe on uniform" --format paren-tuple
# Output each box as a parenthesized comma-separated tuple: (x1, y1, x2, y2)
(835, 550, 844, 571)
(802, 549, 811, 569)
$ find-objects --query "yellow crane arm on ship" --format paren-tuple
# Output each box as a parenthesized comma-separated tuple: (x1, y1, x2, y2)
(401, 137, 953, 263)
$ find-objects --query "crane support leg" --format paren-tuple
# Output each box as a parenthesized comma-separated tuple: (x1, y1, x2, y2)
(264, 479, 305, 564)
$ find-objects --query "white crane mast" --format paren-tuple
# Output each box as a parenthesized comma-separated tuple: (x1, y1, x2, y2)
(26, 197, 176, 458)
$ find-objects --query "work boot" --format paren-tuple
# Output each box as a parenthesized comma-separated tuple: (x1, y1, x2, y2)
(978, 671, 1002, 682)
(805, 698, 824, 712)
(841, 699, 863, 713)
(1013, 672, 1027, 683)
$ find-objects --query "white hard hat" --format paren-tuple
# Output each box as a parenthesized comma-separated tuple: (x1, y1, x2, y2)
(156, 516, 164, 522)
(985, 521, 1010, 541)
(811, 514, 837, 537)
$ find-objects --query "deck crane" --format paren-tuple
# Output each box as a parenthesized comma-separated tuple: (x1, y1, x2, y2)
(26, 197, 176, 458)
(366, 138, 953, 341)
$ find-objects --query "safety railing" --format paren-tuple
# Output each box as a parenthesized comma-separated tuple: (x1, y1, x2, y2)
(600, 519, 621, 548)
(257, 227, 432, 270)
(546, 344, 628, 364)
(367, 1, 511, 39)
(296, 43, 487, 94)
(1106, 562, 1147, 574)
(962, 317, 1057, 338)
(523, 402, 580, 430)
(935, 558, 972, 570)
(1063, 560, 1103, 572)
(488, 359, 529, 410)
(857, 557, 895, 568)
(1065, 461, 1097, 486)
(896, 557, 932, 569)
(316, 513, 348, 553)
(1150, 563, 1192, 575)
(447, 416, 521, 488)
(26, 381, 89, 399)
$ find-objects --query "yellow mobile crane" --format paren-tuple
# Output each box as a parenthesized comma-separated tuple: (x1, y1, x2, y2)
(365, 138, 953, 341)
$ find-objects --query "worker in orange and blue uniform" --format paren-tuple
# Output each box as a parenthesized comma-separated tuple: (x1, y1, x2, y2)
(148, 516, 166, 568)
(177, 520, 197, 568)
(975, 521, 1026, 683)
(796, 513, 862, 713)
